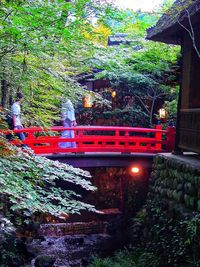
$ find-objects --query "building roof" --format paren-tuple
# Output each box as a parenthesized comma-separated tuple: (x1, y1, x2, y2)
(146, 0, 200, 44)
(107, 33, 131, 46)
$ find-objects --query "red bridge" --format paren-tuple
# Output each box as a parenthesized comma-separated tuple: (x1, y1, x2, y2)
(6, 125, 175, 156)
(2, 125, 175, 221)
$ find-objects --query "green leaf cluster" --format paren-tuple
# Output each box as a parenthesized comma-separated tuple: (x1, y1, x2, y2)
(0, 0, 117, 125)
(92, 34, 180, 126)
(0, 141, 97, 220)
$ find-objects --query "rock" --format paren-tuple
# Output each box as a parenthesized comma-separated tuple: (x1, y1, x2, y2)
(27, 232, 117, 266)
(35, 255, 56, 267)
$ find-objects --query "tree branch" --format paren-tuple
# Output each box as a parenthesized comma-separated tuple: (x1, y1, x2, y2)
(135, 95, 150, 115)
(177, 6, 200, 58)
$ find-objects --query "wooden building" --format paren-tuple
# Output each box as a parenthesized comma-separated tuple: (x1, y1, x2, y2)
(107, 33, 131, 46)
(147, 0, 200, 153)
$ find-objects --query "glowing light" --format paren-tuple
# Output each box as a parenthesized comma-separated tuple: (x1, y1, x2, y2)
(159, 108, 167, 119)
(111, 91, 116, 98)
(131, 166, 140, 174)
(83, 95, 92, 108)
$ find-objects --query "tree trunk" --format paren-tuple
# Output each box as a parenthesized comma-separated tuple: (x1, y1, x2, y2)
(9, 86, 13, 106)
(150, 95, 156, 127)
(1, 79, 8, 108)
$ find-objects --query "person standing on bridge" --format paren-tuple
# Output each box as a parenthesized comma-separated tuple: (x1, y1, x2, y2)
(59, 98, 77, 148)
(11, 92, 26, 141)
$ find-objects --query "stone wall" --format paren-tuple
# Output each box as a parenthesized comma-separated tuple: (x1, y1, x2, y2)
(130, 153, 200, 267)
(150, 153, 200, 214)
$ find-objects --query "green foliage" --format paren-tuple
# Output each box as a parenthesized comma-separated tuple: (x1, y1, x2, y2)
(95, 107, 149, 127)
(105, 9, 159, 37)
(90, 206, 200, 267)
(161, 0, 175, 11)
(165, 99, 178, 119)
(89, 247, 159, 267)
(163, 85, 179, 119)
(130, 201, 200, 266)
(0, 139, 97, 223)
(92, 22, 180, 126)
(0, 0, 118, 125)
(92, 7, 180, 127)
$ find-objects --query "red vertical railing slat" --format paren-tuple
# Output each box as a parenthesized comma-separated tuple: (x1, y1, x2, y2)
(155, 125, 162, 151)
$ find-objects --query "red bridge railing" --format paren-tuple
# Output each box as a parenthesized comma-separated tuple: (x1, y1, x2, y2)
(3, 125, 175, 155)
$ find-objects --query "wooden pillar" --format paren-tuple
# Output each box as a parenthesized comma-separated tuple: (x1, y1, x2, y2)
(174, 53, 183, 154)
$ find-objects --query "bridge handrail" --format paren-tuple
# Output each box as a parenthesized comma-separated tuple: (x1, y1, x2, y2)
(3, 125, 167, 133)
(1, 125, 175, 154)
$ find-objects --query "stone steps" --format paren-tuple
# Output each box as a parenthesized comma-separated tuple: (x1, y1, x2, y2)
(38, 221, 109, 237)
(56, 208, 122, 223)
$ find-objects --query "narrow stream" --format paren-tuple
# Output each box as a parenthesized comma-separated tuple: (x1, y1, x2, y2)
(25, 166, 150, 267)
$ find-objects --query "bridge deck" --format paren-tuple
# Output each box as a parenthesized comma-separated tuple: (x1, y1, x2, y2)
(46, 152, 155, 168)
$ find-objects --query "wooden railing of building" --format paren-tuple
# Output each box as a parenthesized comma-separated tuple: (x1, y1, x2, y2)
(179, 109, 200, 153)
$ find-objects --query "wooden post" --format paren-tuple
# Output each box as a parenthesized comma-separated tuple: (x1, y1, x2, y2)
(166, 126, 175, 152)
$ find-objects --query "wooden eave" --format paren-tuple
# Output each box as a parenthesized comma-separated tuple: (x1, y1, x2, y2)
(146, 0, 200, 44)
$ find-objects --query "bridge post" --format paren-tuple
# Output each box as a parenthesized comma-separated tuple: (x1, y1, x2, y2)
(155, 125, 162, 151)
(77, 129, 83, 150)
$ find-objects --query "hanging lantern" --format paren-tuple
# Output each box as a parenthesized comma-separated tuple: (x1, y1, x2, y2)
(159, 108, 167, 119)
(83, 95, 92, 108)
(111, 90, 116, 98)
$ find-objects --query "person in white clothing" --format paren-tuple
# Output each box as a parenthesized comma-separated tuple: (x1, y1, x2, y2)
(59, 98, 77, 148)
(11, 92, 25, 141)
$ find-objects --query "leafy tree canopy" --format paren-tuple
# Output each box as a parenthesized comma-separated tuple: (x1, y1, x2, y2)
(0, 0, 119, 228)
(89, 10, 180, 126)
(0, 0, 117, 125)
(0, 135, 96, 222)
